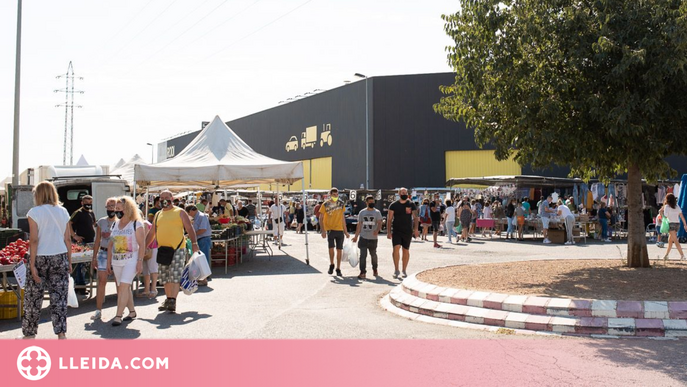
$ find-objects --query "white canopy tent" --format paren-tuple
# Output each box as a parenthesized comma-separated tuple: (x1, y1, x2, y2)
(134, 115, 309, 264)
(110, 154, 148, 186)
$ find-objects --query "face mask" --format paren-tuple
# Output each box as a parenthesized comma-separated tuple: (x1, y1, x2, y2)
(161, 200, 170, 208)
(84, 204, 92, 210)
(400, 194, 408, 200)
(115, 211, 124, 219)
(367, 202, 375, 209)
(106, 210, 116, 218)
(331, 197, 338, 202)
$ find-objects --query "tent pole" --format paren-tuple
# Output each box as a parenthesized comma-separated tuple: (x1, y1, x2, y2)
(302, 184, 310, 265)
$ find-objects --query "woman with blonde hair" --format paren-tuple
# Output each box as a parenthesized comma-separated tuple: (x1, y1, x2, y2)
(660, 193, 687, 261)
(107, 196, 145, 326)
(23, 181, 72, 339)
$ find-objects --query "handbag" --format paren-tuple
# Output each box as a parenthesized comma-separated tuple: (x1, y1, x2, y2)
(154, 212, 184, 265)
(660, 216, 670, 234)
(143, 248, 153, 261)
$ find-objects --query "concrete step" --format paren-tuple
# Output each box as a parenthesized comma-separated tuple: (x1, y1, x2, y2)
(387, 286, 687, 338)
(400, 274, 687, 320)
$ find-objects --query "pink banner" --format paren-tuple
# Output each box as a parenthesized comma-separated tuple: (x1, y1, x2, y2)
(0, 339, 671, 386)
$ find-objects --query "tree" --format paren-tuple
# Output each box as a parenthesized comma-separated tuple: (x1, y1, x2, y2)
(435, 0, 687, 267)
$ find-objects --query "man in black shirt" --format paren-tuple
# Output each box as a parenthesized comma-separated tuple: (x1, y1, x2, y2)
(237, 201, 249, 218)
(70, 195, 96, 293)
(386, 187, 419, 279)
(245, 200, 257, 221)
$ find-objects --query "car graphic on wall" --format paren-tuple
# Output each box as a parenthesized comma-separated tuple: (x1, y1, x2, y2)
(285, 136, 299, 152)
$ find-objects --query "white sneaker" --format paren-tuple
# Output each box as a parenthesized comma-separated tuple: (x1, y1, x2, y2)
(543, 239, 551, 244)
(564, 241, 572, 245)
(604, 238, 612, 242)
(90, 310, 102, 320)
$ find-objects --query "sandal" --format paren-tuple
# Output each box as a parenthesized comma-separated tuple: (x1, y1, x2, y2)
(148, 289, 158, 298)
(135, 290, 150, 298)
(123, 311, 137, 321)
(111, 316, 123, 326)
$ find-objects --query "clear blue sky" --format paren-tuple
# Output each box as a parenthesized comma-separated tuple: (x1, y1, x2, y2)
(0, 0, 457, 178)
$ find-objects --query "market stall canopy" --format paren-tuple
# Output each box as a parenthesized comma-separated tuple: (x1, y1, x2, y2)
(678, 174, 687, 238)
(76, 155, 89, 166)
(446, 175, 586, 188)
(110, 154, 148, 186)
(111, 158, 126, 170)
(134, 115, 304, 188)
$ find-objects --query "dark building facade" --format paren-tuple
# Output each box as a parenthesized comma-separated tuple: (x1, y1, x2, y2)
(158, 72, 687, 189)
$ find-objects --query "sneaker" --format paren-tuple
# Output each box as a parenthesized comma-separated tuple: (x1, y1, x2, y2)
(402, 271, 408, 278)
(543, 239, 551, 244)
(604, 238, 612, 243)
(90, 310, 102, 320)
(158, 298, 170, 311)
(373, 269, 379, 277)
(167, 298, 176, 313)
(434, 243, 442, 248)
(328, 264, 334, 275)
(357, 272, 366, 280)
(336, 269, 342, 277)
(393, 270, 400, 279)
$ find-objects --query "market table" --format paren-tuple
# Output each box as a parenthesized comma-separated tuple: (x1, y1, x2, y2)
(244, 230, 274, 258)
(210, 236, 243, 274)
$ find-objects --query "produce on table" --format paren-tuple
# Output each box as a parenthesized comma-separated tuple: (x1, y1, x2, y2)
(0, 239, 28, 266)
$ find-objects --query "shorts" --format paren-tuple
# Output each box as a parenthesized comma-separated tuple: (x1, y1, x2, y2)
(669, 223, 680, 232)
(542, 217, 550, 229)
(142, 248, 158, 275)
(431, 221, 441, 232)
(112, 257, 138, 285)
(392, 233, 412, 250)
(517, 216, 525, 226)
(96, 250, 109, 272)
(327, 230, 344, 249)
(158, 248, 187, 285)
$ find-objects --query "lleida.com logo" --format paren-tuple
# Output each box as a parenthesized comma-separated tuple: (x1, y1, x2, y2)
(17, 346, 51, 381)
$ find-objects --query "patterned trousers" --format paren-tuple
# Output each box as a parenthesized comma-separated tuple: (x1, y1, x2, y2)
(23, 253, 69, 336)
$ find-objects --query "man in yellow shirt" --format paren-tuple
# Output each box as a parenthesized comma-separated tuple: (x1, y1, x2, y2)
(320, 187, 349, 276)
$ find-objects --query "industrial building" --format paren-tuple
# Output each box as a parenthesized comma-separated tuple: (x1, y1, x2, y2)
(157, 72, 687, 190)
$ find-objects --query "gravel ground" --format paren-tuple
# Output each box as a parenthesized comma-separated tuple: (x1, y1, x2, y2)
(418, 259, 687, 300)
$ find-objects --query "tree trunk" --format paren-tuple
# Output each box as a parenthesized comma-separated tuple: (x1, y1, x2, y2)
(626, 163, 650, 267)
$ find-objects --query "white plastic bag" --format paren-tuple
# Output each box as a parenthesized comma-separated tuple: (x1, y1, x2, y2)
(67, 277, 79, 308)
(189, 251, 212, 281)
(342, 239, 359, 267)
(180, 264, 198, 295)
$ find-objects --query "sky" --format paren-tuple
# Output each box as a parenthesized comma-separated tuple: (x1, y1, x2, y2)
(0, 0, 457, 180)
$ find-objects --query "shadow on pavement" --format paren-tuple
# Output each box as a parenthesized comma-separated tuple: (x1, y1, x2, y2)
(83, 319, 142, 339)
(138, 311, 212, 331)
(582, 339, 687, 384)
(213, 252, 321, 278)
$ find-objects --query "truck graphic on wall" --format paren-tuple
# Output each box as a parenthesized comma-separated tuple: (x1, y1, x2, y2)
(301, 126, 317, 149)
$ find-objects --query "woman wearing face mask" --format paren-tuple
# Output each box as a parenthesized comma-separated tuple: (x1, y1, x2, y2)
(90, 197, 118, 320)
(107, 196, 145, 326)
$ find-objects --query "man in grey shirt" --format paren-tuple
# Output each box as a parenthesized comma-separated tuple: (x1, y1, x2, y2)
(186, 205, 212, 285)
(352, 195, 383, 280)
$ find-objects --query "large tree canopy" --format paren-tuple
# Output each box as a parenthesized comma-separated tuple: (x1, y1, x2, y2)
(435, 0, 687, 267)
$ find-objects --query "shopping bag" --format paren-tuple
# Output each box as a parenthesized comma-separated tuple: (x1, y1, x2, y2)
(455, 223, 463, 233)
(189, 251, 211, 280)
(342, 239, 352, 263)
(660, 217, 670, 234)
(67, 277, 79, 308)
(345, 240, 359, 267)
(180, 264, 198, 295)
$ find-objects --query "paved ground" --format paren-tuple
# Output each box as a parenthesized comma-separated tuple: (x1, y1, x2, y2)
(2, 231, 686, 385)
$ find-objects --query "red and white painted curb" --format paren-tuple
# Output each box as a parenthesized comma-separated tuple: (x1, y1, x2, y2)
(381, 272, 687, 338)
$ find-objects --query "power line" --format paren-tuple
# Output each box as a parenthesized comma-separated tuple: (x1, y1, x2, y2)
(199, 0, 314, 64)
(138, 0, 215, 47)
(100, 0, 155, 48)
(98, 0, 180, 66)
(180, 0, 262, 50)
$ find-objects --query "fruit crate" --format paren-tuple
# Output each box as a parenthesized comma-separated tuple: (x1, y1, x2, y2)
(0, 289, 24, 320)
(0, 229, 24, 249)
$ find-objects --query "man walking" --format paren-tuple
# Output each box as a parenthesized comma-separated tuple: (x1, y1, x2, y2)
(70, 195, 96, 294)
(268, 199, 288, 245)
(387, 188, 419, 278)
(540, 195, 555, 244)
(352, 195, 383, 279)
(320, 188, 349, 277)
(430, 194, 442, 248)
(147, 190, 199, 313)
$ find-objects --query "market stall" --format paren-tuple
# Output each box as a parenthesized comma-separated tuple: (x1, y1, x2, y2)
(134, 116, 309, 264)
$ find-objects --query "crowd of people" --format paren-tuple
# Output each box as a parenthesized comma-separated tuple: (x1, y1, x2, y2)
(17, 181, 687, 339)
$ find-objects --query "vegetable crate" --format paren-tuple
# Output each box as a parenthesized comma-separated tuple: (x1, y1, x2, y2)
(0, 289, 24, 319)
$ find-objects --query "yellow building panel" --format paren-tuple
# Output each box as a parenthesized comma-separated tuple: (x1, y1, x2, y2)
(445, 150, 521, 183)
(310, 157, 332, 190)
